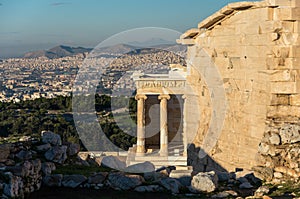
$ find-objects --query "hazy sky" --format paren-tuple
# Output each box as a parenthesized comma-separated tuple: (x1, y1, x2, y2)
(0, 0, 258, 58)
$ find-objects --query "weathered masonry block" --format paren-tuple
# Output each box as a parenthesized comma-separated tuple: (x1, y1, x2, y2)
(178, 0, 300, 175)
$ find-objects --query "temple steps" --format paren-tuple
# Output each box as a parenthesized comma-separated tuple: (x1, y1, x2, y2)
(134, 156, 186, 161)
(126, 142, 187, 168)
(129, 160, 187, 168)
(128, 155, 187, 168)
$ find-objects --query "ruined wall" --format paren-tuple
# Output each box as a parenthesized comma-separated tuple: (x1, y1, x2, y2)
(180, 0, 300, 172)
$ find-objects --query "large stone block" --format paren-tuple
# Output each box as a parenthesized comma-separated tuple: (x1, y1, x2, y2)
(271, 94, 290, 105)
(214, 46, 244, 57)
(270, 70, 296, 82)
(237, 20, 291, 35)
(236, 23, 260, 35)
(267, 0, 300, 7)
(290, 46, 300, 58)
(243, 46, 270, 58)
(267, 57, 300, 70)
(251, 91, 271, 105)
(290, 94, 300, 106)
(246, 70, 270, 81)
(210, 35, 240, 47)
(240, 58, 268, 70)
(274, 8, 300, 21)
(284, 58, 300, 69)
(209, 24, 236, 37)
(272, 46, 290, 59)
(245, 7, 273, 21)
(270, 81, 299, 94)
(285, 33, 300, 45)
(241, 33, 278, 46)
(267, 105, 300, 118)
(294, 21, 300, 33)
(282, 21, 295, 33)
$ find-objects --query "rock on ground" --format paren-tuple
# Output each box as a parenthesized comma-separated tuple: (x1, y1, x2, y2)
(143, 171, 168, 182)
(67, 143, 80, 156)
(101, 156, 126, 171)
(36, 143, 52, 152)
(255, 186, 270, 197)
(216, 172, 230, 182)
(190, 171, 218, 193)
(159, 178, 183, 194)
(41, 162, 56, 176)
(44, 145, 67, 164)
(169, 170, 192, 186)
(134, 185, 164, 192)
(41, 131, 62, 146)
(107, 172, 144, 191)
(239, 182, 253, 189)
(3, 172, 24, 198)
(62, 175, 87, 188)
(0, 144, 11, 161)
(253, 166, 273, 182)
(16, 150, 32, 160)
(43, 174, 63, 187)
(124, 161, 155, 173)
(88, 172, 108, 184)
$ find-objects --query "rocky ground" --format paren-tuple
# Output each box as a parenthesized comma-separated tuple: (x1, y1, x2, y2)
(0, 131, 298, 199)
(28, 187, 174, 199)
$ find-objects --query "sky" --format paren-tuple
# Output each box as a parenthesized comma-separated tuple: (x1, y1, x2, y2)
(0, 0, 258, 58)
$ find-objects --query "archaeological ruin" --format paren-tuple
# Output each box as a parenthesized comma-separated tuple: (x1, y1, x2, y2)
(128, 0, 300, 178)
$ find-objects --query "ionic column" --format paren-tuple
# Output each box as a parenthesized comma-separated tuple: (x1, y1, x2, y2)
(135, 94, 147, 156)
(158, 94, 170, 156)
(182, 95, 188, 157)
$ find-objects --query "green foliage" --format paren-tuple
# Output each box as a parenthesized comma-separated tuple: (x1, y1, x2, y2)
(0, 94, 137, 151)
(267, 181, 300, 197)
(53, 164, 111, 176)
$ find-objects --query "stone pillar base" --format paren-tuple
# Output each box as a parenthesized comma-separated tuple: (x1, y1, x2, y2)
(136, 152, 145, 157)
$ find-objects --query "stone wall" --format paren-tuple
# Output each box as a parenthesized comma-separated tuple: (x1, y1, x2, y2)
(254, 121, 300, 182)
(178, 0, 300, 172)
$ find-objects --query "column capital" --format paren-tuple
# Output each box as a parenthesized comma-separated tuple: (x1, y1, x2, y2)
(158, 94, 170, 100)
(135, 94, 147, 100)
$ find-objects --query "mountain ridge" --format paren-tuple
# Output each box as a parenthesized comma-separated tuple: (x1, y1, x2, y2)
(24, 45, 92, 59)
(23, 43, 186, 59)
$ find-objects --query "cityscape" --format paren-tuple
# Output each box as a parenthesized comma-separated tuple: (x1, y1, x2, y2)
(0, 44, 186, 102)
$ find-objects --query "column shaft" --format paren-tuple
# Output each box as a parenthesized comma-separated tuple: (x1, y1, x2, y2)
(182, 95, 188, 157)
(135, 94, 147, 156)
(158, 94, 170, 156)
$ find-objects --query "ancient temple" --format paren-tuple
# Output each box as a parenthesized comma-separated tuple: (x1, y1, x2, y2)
(128, 0, 300, 173)
(126, 65, 189, 168)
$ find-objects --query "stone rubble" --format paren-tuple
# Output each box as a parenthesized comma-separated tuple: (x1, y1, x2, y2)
(190, 171, 218, 193)
(255, 122, 300, 182)
(0, 131, 276, 199)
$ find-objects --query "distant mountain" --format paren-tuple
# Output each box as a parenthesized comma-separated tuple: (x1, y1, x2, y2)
(24, 45, 92, 59)
(93, 44, 138, 55)
(128, 38, 176, 47)
(93, 43, 186, 55)
(23, 43, 186, 59)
